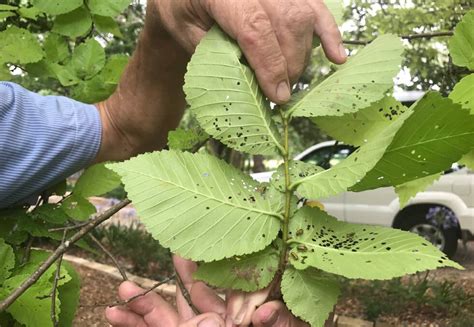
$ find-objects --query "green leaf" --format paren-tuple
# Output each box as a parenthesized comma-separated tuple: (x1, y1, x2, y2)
(0, 11, 15, 20)
(58, 262, 80, 327)
(0, 26, 43, 65)
(18, 7, 42, 20)
(0, 210, 29, 245)
(0, 4, 17, 10)
(460, 151, 474, 170)
(101, 54, 129, 84)
(292, 108, 410, 199)
(449, 11, 474, 70)
(288, 207, 463, 279)
(449, 74, 474, 114)
(167, 128, 209, 151)
(88, 0, 131, 17)
(325, 0, 344, 25)
(281, 267, 340, 327)
(194, 244, 279, 292)
(287, 34, 403, 118)
(93, 15, 123, 38)
(61, 195, 96, 221)
(52, 7, 92, 38)
(271, 160, 324, 192)
(314, 96, 407, 146)
(32, 204, 69, 224)
(108, 150, 281, 262)
(74, 163, 122, 198)
(1, 250, 71, 327)
(71, 73, 116, 103)
(48, 62, 81, 86)
(44, 33, 69, 63)
(32, 0, 83, 15)
(395, 173, 442, 207)
(0, 64, 11, 81)
(70, 39, 106, 79)
(0, 238, 14, 284)
(352, 93, 474, 191)
(184, 26, 283, 155)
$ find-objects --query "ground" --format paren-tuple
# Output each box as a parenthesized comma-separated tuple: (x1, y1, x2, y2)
(72, 242, 474, 327)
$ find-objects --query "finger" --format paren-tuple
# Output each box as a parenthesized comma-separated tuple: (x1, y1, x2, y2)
(209, 0, 291, 104)
(252, 301, 309, 327)
(259, 0, 315, 83)
(225, 288, 270, 327)
(181, 313, 225, 327)
(307, 0, 346, 64)
(174, 256, 226, 317)
(118, 281, 179, 326)
(105, 306, 147, 327)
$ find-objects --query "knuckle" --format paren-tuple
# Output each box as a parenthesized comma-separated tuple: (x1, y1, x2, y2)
(238, 11, 272, 47)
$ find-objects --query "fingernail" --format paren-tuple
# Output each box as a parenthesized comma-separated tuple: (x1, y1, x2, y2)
(339, 43, 347, 59)
(198, 318, 222, 327)
(261, 309, 277, 324)
(232, 306, 247, 325)
(276, 81, 291, 103)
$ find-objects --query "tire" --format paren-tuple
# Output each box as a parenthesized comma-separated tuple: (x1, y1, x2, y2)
(394, 205, 459, 258)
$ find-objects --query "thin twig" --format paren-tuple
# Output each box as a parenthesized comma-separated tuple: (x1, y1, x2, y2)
(48, 220, 90, 233)
(175, 269, 200, 315)
(105, 275, 176, 308)
(0, 199, 131, 312)
(89, 234, 128, 281)
(51, 230, 67, 327)
(344, 31, 454, 45)
(20, 236, 34, 265)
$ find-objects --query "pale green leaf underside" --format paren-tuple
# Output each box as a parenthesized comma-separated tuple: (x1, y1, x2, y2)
(395, 173, 442, 207)
(109, 151, 281, 262)
(352, 93, 474, 191)
(271, 161, 324, 192)
(288, 207, 463, 279)
(314, 96, 407, 146)
(449, 74, 474, 114)
(460, 151, 474, 170)
(288, 34, 403, 118)
(449, 11, 474, 70)
(194, 244, 279, 292)
(281, 267, 340, 327)
(292, 108, 410, 200)
(184, 26, 283, 155)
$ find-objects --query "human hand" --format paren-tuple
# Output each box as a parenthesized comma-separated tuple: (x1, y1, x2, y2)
(149, 0, 346, 104)
(105, 281, 225, 327)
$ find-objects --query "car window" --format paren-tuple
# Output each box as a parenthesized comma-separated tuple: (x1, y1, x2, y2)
(300, 145, 356, 169)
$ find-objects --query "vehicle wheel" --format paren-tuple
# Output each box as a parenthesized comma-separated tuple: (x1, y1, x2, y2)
(395, 205, 459, 258)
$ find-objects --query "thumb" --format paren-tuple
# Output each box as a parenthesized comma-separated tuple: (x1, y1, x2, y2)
(181, 313, 225, 327)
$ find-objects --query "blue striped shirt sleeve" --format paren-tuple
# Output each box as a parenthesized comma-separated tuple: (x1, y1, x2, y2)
(0, 82, 102, 208)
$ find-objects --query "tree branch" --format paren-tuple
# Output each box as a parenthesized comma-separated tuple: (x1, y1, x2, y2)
(89, 233, 128, 281)
(0, 199, 131, 312)
(344, 31, 454, 45)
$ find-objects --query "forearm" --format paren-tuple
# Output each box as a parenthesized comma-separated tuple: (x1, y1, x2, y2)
(94, 12, 190, 163)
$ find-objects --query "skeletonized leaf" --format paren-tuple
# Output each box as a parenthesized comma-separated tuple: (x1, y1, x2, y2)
(281, 267, 340, 327)
(194, 244, 279, 292)
(288, 207, 463, 279)
(287, 34, 403, 118)
(184, 26, 283, 155)
(108, 151, 281, 262)
(292, 108, 410, 200)
(352, 93, 474, 191)
(314, 96, 407, 146)
(449, 10, 474, 70)
(395, 173, 442, 207)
